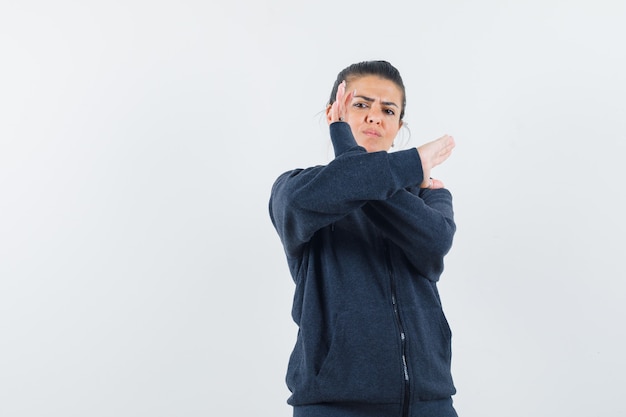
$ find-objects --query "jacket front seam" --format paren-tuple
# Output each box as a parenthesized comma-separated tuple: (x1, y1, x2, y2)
(384, 239, 410, 417)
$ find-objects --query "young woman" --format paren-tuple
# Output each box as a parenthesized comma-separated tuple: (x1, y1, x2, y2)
(269, 60, 458, 417)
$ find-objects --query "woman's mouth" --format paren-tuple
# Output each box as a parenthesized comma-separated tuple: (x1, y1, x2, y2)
(363, 129, 381, 137)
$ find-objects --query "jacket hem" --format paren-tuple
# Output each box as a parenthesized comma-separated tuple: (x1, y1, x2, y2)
(292, 397, 457, 417)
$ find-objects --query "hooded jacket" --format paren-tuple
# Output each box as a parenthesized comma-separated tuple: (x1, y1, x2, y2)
(269, 122, 457, 417)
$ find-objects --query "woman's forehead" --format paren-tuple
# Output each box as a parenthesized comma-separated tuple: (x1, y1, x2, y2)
(348, 76, 403, 102)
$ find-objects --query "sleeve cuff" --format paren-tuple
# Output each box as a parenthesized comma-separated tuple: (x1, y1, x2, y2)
(388, 148, 424, 188)
(329, 122, 360, 156)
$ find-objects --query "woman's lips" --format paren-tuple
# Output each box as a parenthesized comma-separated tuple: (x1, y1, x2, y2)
(363, 129, 381, 137)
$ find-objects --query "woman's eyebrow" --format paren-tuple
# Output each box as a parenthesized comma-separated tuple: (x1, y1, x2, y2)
(354, 95, 399, 108)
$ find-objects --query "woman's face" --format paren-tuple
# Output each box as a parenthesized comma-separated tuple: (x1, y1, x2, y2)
(328, 75, 404, 153)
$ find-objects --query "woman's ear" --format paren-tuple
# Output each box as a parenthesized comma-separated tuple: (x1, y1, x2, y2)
(325, 104, 333, 125)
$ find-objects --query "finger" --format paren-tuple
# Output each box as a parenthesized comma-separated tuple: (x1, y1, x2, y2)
(437, 135, 455, 150)
(431, 178, 445, 189)
(421, 178, 445, 189)
(337, 81, 347, 120)
(439, 146, 454, 160)
(330, 101, 339, 122)
(435, 138, 455, 163)
(343, 87, 354, 112)
(333, 81, 346, 122)
(336, 81, 345, 106)
(336, 80, 345, 101)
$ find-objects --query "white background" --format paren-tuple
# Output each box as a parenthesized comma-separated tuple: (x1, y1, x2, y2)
(1, 1, 625, 416)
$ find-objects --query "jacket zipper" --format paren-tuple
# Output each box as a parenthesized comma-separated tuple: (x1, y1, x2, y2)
(385, 241, 410, 417)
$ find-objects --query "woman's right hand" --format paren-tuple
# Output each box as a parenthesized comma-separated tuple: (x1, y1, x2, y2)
(417, 135, 456, 189)
(328, 80, 355, 124)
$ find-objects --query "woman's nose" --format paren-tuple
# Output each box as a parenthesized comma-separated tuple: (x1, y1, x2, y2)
(367, 107, 382, 124)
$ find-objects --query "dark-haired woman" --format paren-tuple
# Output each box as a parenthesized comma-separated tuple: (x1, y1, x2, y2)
(269, 60, 459, 417)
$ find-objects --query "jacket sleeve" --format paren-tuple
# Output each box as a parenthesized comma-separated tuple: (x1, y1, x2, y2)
(269, 122, 425, 258)
(361, 187, 456, 281)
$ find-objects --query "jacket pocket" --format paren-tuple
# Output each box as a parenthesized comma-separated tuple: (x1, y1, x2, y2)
(315, 308, 404, 403)
(404, 306, 456, 401)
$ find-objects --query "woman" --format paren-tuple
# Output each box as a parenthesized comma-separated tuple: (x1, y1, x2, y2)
(269, 60, 458, 417)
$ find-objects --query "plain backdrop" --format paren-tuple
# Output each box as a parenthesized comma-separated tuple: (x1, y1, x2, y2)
(1, 1, 625, 416)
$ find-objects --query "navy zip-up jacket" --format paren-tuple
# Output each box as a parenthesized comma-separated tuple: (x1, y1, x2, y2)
(269, 122, 457, 417)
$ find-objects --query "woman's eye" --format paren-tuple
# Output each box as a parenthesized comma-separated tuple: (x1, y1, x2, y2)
(353, 102, 368, 108)
(385, 109, 395, 116)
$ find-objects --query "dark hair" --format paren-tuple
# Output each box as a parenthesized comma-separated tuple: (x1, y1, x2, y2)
(328, 60, 406, 120)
